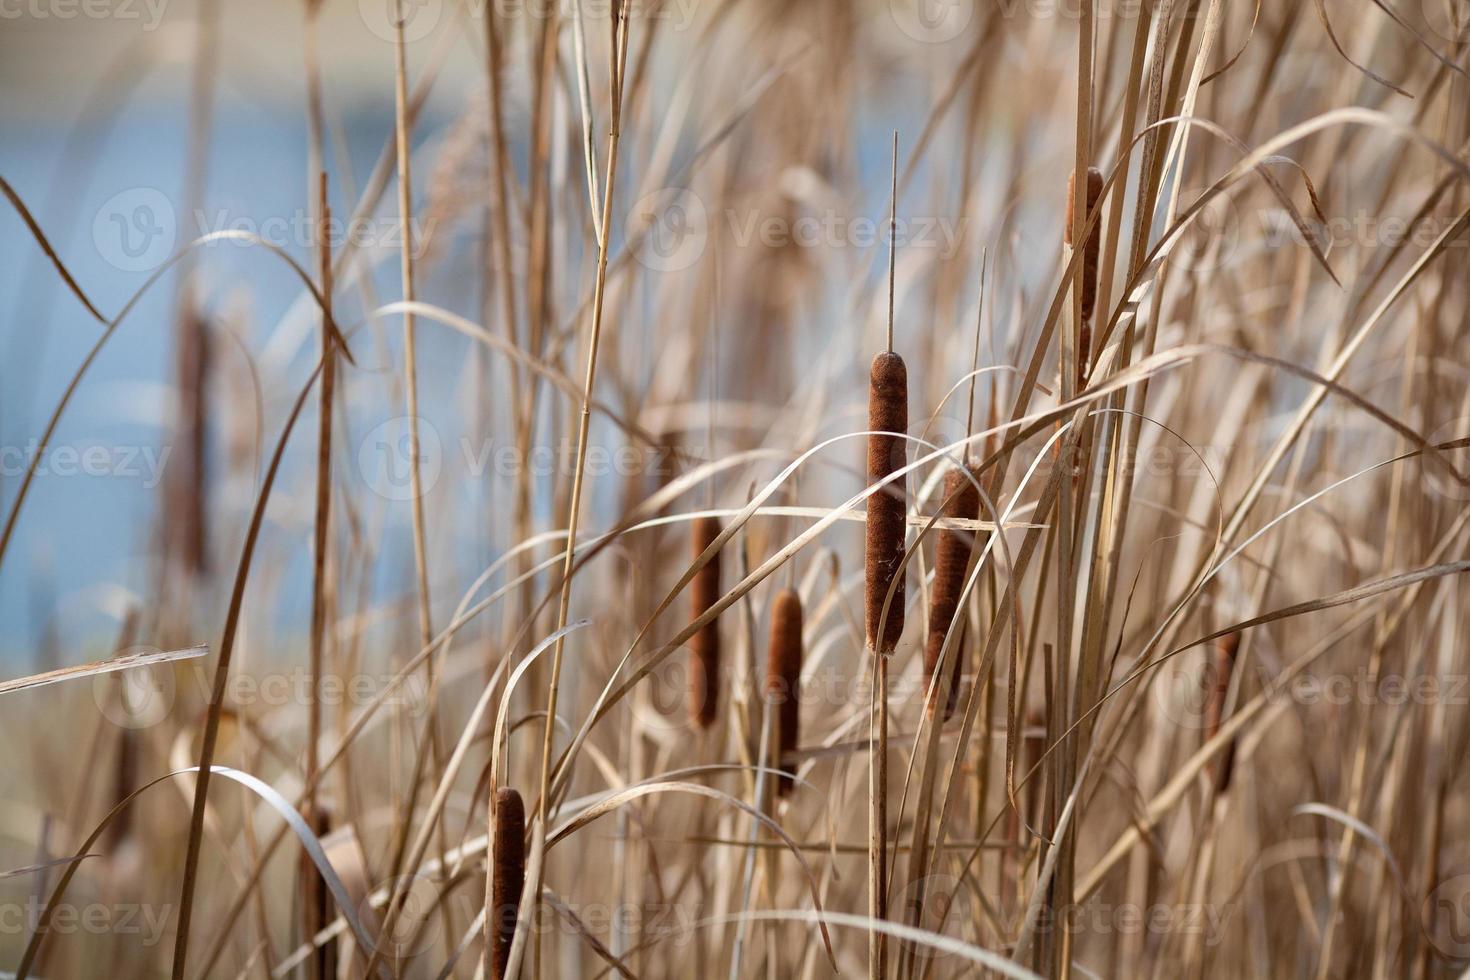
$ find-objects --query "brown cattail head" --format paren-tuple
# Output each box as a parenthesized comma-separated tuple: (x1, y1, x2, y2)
(171, 305, 211, 576)
(1067, 167, 1104, 383)
(104, 611, 140, 851)
(865, 350, 909, 654)
(1021, 706, 1048, 825)
(107, 728, 138, 851)
(764, 588, 804, 795)
(923, 468, 980, 720)
(1205, 632, 1240, 793)
(688, 515, 723, 728)
(490, 787, 526, 980)
(299, 803, 337, 980)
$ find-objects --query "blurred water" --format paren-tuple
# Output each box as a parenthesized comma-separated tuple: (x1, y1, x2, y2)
(0, 98, 471, 658)
(0, 6, 988, 667)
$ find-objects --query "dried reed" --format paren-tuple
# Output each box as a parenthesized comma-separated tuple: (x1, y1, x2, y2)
(866, 132, 907, 980)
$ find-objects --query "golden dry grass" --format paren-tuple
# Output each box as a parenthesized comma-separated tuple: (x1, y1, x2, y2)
(4, 0, 1470, 977)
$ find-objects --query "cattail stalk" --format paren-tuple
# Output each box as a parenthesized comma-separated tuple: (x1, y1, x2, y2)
(867, 131, 906, 980)
(1065, 166, 1103, 385)
(304, 166, 335, 980)
(764, 588, 803, 794)
(488, 787, 526, 980)
(923, 468, 979, 719)
(529, 12, 632, 970)
(867, 349, 907, 980)
(689, 515, 723, 729)
(298, 804, 336, 980)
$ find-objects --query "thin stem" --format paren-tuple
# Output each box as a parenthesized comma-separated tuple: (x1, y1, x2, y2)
(304, 165, 334, 980)
(393, 0, 433, 657)
(529, 0, 632, 966)
(886, 131, 898, 355)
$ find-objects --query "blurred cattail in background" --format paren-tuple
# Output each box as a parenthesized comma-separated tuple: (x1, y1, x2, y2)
(168, 306, 211, 580)
(297, 803, 336, 980)
(1205, 633, 1241, 794)
(923, 467, 979, 719)
(688, 515, 723, 729)
(1065, 166, 1103, 385)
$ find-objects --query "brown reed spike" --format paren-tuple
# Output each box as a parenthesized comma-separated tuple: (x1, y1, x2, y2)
(490, 787, 526, 980)
(865, 350, 908, 654)
(172, 304, 211, 576)
(299, 803, 337, 980)
(104, 609, 140, 852)
(923, 468, 979, 719)
(1205, 632, 1240, 793)
(764, 588, 804, 795)
(1066, 166, 1103, 382)
(688, 514, 723, 728)
(1021, 707, 1048, 826)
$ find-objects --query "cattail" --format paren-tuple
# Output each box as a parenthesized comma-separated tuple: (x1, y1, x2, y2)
(1065, 166, 1103, 382)
(688, 515, 723, 728)
(299, 803, 337, 980)
(1021, 707, 1048, 827)
(489, 787, 526, 980)
(869, 135, 907, 980)
(171, 304, 211, 576)
(1204, 633, 1240, 793)
(865, 350, 909, 654)
(764, 588, 804, 795)
(105, 609, 140, 852)
(923, 468, 979, 719)
(106, 727, 139, 853)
